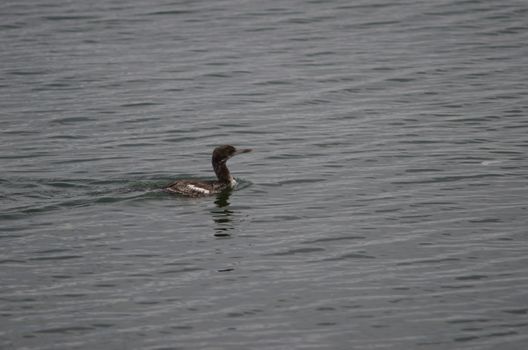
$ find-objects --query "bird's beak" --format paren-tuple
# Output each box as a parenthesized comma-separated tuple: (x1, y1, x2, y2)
(234, 148, 252, 155)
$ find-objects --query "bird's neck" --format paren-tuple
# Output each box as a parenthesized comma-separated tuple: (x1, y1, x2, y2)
(213, 161, 233, 184)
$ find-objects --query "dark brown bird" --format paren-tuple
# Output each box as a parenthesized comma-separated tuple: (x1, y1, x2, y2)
(163, 145, 252, 197)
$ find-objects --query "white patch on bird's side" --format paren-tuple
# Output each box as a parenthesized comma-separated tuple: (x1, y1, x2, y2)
(230, 178, 237, 187)
(187, 184, 210, 194)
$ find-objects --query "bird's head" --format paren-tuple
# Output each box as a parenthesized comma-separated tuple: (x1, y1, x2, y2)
(212, 145, 252, 164)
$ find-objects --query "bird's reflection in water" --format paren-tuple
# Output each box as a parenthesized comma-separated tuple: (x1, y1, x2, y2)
(211, 189, 234, 237)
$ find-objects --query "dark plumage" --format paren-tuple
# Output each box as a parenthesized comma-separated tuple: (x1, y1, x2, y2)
(163, 145, 252, 197)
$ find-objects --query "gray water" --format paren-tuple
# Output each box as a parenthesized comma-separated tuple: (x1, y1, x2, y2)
(1, 0, 528, 349)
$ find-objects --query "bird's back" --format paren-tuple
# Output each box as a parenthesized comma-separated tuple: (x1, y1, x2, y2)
(164, 179, 224, 197)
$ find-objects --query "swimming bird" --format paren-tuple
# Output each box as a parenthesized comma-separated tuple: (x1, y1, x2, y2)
(163, 145, 252, 197)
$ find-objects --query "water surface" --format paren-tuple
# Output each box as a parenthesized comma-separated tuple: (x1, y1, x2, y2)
(1, 0, 528, 349)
